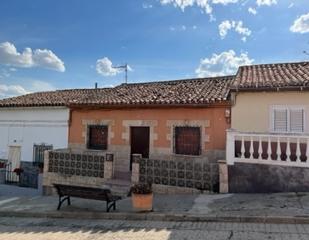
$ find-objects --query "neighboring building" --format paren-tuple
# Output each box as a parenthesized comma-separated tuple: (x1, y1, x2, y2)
(227, 61, 309, 193)
(0, 89, 91, 187)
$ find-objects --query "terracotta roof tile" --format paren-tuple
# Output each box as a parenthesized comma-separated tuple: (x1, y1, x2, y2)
(232, 61, 309, 90)
(0, 76, 233, 107)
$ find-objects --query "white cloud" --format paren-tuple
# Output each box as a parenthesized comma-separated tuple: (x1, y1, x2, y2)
(195, 50, 254, 77)
(96, 57, 132, 77)
(160, 0, 241, 18)
(218, 20, 251, 41)
(212, 0, 239, 4)
(0, 80, 56, 99)
(160, 0, 213, 15)
(169, 25, 200, 31)
(288, 3, 294, 8)
(96, 57, 120, 76)
(0, 84, 29, 98)
(32, 49, 65, 72)
(219, 20, 233, 38)
(30, 80, 55, 92)
(290, 12, 309, 34)
(256, 0, 277, 6)
(142, 3, 153, 9)
(0, 69, 11, 78)
(169, 26, 176, 31)
(248, 7, 257, 15)
(0, 42, 65, 72)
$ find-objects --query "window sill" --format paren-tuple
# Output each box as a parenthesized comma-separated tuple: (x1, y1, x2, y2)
(171, 153, 202, 158)
(86, 148, 108, 152)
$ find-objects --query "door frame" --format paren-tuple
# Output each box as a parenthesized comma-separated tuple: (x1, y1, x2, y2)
(130, 126, 150, 170)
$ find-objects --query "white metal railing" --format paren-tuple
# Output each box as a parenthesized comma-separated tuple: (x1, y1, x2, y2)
(226, 129, 309, 168)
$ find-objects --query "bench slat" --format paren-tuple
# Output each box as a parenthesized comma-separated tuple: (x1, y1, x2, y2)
(53, 184, 121, 203)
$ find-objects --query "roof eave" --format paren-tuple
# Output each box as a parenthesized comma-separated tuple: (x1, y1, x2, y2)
(68, 101, 231, 109)
(229, 85, 309, 93)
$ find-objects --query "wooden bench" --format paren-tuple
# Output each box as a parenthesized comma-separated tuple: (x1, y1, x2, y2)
(53, 184, 122, 212)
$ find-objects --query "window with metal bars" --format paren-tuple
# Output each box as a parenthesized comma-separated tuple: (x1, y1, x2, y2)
(87, 125, 108, 150)
(174, 126, 201, 156)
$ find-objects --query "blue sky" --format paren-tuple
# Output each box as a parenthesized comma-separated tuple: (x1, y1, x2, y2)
(0, 0, 309, 98)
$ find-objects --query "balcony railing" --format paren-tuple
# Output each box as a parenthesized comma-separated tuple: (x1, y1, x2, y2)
(226, 129, 309, 168)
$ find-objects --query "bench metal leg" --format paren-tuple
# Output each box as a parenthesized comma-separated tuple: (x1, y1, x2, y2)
(57, 195, 70, 210)
(106, 201, 116, 212)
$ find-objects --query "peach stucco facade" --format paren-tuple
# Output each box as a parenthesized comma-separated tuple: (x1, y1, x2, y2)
(68, 106, 230, 173)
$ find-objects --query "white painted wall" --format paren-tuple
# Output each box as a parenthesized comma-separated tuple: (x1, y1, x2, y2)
(0, 107, 69, 162)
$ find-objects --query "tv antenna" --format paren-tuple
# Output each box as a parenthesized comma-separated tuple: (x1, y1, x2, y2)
(113, 64, 128, 84)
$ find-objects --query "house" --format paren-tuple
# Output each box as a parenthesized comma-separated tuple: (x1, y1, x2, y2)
(226, 61, 309, 193)
(43, 76, 233, 194)
(0, 89, 92, 187)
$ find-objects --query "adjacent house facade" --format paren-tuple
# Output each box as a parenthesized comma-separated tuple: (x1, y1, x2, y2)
(226, 62, 309, 193)
(0, 90, 86, 187)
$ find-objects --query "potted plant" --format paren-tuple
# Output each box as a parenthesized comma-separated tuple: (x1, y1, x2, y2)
(130, 183, 153, 212)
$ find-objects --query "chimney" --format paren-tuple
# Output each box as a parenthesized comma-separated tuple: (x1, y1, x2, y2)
(95, 82, 98, 89)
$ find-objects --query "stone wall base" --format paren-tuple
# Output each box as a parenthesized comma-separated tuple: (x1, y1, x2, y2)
(229, 163, 309, 193)
(152, 184, 203, 194)
(43, 185, 57, 196)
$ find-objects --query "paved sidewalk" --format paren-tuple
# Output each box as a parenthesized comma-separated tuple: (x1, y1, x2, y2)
(0, 184, 41, 197)
(1, 184, 309, 223)
(1, 217, 309, 240)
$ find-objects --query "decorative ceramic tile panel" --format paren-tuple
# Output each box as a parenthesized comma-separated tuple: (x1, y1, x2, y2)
(48, 151, 105, 178)
(139, 158, 219, 192)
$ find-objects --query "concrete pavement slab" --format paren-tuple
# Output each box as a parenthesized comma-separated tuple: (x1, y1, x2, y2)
(2, 184, 309, 223)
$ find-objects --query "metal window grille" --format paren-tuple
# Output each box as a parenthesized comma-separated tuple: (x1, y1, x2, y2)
(174, 126, 201, 156)
(33, 143, 53, 164)
(88, 125, 108, 150)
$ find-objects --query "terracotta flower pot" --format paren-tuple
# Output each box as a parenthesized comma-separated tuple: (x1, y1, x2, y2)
(132, 193, 153, 212)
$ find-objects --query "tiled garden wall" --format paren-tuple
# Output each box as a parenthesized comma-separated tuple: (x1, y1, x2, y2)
(43, 149, 113, 195)
(48, 151, 105, 178)
(139, 158, 219, 192)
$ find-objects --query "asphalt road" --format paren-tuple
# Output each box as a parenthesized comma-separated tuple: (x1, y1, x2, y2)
(1, 217, 309, 240)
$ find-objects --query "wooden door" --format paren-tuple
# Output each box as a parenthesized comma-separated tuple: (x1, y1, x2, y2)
(8, 145, 21, 169)
(130, 127, 150, 170)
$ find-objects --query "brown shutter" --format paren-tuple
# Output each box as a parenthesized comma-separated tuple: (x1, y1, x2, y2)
(175, 127, 201, 155)
(88, 125, 108, 150)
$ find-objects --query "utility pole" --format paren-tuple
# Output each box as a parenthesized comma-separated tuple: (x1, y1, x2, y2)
(112, 64, 128, 84)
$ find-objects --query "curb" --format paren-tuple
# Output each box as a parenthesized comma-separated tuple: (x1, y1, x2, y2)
(1, 211, 309, 224)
